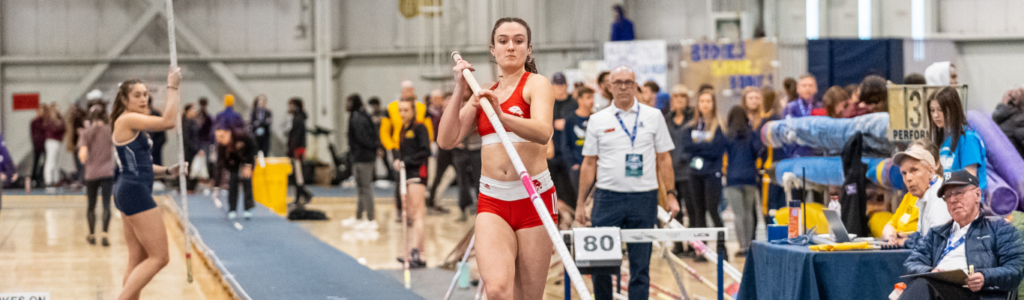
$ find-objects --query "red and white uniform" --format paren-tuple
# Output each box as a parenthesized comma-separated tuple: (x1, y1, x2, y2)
(475, 72, 557, 230)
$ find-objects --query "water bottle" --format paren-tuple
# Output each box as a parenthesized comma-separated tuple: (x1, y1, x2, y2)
(788, 200, 801, 238)
(828, 194, 841, 217)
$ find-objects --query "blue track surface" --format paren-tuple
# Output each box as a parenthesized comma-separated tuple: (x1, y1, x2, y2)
(173, 193, 423, 300)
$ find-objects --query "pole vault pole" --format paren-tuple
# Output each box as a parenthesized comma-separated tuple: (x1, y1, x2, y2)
(452, 51, 592, 300)
(165, 0, 192, 283)
(400, 163, 411, 289)
(443, 234, 475, 300)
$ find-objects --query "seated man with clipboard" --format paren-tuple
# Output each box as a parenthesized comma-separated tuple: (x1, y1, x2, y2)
(901, 170, 1024, 300)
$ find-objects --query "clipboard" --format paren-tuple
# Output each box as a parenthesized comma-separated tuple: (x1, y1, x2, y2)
(901, 270, 969, 285)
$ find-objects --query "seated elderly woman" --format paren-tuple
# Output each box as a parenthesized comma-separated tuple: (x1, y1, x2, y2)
(901, 170, 1024, 300)
(884, 140, 951, 248)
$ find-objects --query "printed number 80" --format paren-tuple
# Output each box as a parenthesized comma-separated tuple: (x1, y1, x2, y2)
(583, 235, 615, 252)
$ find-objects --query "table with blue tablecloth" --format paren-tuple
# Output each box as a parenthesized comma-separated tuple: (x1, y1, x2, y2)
(737, 241, 912, 300)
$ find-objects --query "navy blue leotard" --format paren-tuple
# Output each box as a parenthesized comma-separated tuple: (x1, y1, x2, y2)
(114, 131, 157, 216)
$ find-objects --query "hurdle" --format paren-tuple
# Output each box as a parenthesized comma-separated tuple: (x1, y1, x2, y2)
(560, 219, 731, 300)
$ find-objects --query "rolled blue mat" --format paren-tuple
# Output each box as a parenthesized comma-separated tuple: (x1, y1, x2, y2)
(760, 112, 893, 156)
(986, 165, 1019, 216)
(774, 156, 886, 187)
(966, 111, 1024, 210)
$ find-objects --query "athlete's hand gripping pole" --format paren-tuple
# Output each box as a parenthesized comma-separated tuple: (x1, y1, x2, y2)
(400, 162, 411, 289)
(165, 0, 192, 284)
(452, 51, 592, 300)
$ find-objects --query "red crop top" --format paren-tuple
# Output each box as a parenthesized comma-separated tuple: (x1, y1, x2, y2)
(477, 72, 532, 145)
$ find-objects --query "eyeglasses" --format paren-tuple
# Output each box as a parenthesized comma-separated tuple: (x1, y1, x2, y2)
(942, 186, 977, 202)
(611, 80, 636, 88)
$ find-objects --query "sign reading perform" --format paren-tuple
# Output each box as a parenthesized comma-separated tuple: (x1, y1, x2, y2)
(887, 85, 968, 143)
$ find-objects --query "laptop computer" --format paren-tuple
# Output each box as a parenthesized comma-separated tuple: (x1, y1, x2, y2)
(822, 209, 852, 243)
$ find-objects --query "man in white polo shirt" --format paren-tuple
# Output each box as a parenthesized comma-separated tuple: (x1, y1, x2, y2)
(574, 66, 680, 300)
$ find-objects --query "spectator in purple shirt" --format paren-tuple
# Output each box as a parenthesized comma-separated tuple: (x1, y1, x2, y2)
(782, 74, 821, 158)
(0, 133, 16, 187)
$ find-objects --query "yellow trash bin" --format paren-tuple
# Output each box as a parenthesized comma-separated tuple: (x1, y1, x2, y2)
(253, 157, 292, 216)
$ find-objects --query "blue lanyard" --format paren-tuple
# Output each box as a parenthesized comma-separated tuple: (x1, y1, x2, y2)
(798, 98, 813, 116)
(938, 233, 966, 261)
(615, 103, 640, 148)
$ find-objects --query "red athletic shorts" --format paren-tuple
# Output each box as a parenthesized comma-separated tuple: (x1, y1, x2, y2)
(477, 170, 558, 231)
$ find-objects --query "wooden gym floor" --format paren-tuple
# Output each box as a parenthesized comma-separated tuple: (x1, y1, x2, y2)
(0, 192, 747, 299)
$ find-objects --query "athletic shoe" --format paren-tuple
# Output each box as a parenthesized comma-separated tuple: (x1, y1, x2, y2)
(228, 211, 237, 220)
(341, 217, 360, 227)
(427, 206, 450, 215)
(409, 248, 427, 268)
(357, 220, 379, 230)
(243, 211, 252, 220)
(397, 249, 428, 268)
(86, 234, 96, 245)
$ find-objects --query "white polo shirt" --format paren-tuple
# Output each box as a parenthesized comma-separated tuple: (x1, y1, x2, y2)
(582, 99, 674, 193)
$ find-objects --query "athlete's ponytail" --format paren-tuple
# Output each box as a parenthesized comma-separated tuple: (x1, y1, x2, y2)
(525, 55, 538, 74)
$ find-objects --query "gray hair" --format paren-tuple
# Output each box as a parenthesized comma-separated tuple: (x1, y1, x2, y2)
(798, 73, 816, 81)
(610, 65, 635, 77)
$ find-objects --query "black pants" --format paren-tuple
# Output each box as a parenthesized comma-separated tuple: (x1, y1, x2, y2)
(227, 169, 254, 212)
(74, 156, 85, 184)
(426, 148, 454, 208)
(898, 277, 982, 300)
(452, 148, 481, 211)
(675, 179, 696, 227)
(255, 134, 271, 156)
(292, 157, 312, 205)
(184, 148, 198, 191)
(31, 150, 44, 188)
(591, 189, 658, 300)
(548, 159, 576, 208)
(689, 173, 723, 228)
(86, 178, 113, 234)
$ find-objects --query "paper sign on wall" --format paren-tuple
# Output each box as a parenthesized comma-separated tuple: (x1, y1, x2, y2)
(604, 40, 668, 89)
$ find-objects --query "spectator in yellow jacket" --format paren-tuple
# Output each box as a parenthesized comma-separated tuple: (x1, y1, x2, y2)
(380, 81, 433, 150)
(380, 80, 432, 218)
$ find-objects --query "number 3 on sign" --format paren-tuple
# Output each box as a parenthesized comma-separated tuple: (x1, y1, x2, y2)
(572, 227, 623, 262)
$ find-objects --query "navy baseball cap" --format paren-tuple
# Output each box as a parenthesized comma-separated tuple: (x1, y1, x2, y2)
(937, 170, 980, 197)
(552, 72, 567, 85)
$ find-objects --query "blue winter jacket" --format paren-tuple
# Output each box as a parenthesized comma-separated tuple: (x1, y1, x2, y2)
(904, 216, 1024, 299)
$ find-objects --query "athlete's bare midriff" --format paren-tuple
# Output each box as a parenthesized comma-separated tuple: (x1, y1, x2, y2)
(480, 141, 548, 181)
